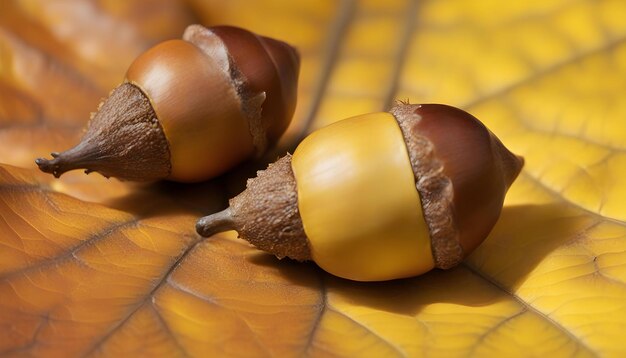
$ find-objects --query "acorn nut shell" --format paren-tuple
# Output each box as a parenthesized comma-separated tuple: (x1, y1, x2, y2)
(35, 25, 300, 182)
(196, 103, 524, 282)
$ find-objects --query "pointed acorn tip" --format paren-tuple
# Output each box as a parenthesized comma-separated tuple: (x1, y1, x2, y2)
(510, 154, 525, 183)
(493, 139, 524, 191)
(196, 207, 236, 237)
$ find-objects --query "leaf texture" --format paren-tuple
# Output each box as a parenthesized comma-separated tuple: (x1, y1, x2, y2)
(1, 0, 626, 356)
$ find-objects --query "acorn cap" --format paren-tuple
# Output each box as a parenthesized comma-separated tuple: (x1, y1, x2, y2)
(196, 154, 310, 261)
(35, 83, 171, 181)
(196, 103, 524, 271)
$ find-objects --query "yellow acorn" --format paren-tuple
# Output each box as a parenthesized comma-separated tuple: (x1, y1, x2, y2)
(196, 103, 524, 281)
(35, 24, 299, 182)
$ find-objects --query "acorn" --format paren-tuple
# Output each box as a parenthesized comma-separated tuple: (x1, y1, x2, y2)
(35, 24, 300, 182)
(196, 103, 524, 281)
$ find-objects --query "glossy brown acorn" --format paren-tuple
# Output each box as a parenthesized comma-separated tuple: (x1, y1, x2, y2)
(36, 24, 300, 182)
(196, 103, 524, 281)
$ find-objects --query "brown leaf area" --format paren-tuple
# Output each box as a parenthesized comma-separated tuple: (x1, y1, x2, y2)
(2, 0, 626, 356)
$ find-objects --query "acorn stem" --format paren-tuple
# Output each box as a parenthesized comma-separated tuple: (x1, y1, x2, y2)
(35, 142, 102, 178)
(35, 156, 62, 178)
(196, 207, 236, 237)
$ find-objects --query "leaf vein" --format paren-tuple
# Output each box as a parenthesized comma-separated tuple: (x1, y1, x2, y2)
(463, 263, 598, 356)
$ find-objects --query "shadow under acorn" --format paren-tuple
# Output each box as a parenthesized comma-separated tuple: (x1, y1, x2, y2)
(103, 146, 289, 219)
(247, 203, 594, 316)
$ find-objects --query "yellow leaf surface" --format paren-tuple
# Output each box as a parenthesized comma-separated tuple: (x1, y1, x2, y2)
(1, 0, 626, 356)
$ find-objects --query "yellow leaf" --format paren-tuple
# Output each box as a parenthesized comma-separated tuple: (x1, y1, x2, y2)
(1, 0, 625, 356)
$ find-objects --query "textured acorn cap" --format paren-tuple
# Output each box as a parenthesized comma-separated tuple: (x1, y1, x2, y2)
(35, 83, 171, 181)
(196, 103, 524, 271)
(196, 154, 310, 261)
